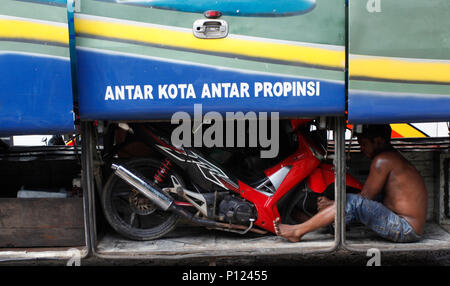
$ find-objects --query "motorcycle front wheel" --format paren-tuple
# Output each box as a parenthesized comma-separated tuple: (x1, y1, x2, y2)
(101, 158, 186, 241)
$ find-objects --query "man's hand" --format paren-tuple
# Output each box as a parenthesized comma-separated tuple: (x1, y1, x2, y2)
(317, 197, 334, 212)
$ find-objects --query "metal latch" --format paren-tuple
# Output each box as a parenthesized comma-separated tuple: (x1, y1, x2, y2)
(193, 19, 228, 39)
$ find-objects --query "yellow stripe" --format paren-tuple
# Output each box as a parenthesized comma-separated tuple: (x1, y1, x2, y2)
(74, 17, 345, 69)
(350, 56, 450, 84)
(0, 19, 68, 45)
(390, 124, 427, 138)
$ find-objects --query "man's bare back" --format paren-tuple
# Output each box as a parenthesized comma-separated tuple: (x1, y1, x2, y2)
(374, 150, 427, 235)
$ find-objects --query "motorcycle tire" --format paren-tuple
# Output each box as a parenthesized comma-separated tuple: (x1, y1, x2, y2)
(102, 158, 186, 241)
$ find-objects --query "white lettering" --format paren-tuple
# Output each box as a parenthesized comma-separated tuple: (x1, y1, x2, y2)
(229, 83, 239, 98)
(201, 83, 211, 98)
(105, 86, 114, 100)
(186, 84, 196, 99)
(159, 84, 168, 99)
(103, 81, 321, 102)
(254, 82, 263, 97)
(283, 82, 292, 97)
(211, 83, 221, 98)
(273, 82, 283, 97)
(144, 85, 153, 99)
(168, 84, 177, 99)
(297, 81, 306, 96)
(178, 84, 187, 99)
(240, 82, 250, 98)
(221, 83, 230, 98)
(307, 81, 315, 96)
(115, 86, 125, 100)
(263, 82, 273, 97)
(133, 85, 143, 100)
(125, 85, 134, 100)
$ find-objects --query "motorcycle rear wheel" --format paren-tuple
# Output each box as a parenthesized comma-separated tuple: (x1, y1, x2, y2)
(102, 158, 185, 241)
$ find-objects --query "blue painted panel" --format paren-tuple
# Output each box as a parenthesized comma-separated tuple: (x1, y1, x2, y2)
(348, 90, 450, 124)
(0, 53, 74, 136)
(76, 48, 344, 120)
(95, 0, 316, 16)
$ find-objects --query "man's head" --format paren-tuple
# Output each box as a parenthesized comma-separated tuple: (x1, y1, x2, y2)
(356, 124, 392, 159)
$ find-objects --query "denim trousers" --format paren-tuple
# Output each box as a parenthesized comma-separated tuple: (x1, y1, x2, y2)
(345, 194, 422, 243)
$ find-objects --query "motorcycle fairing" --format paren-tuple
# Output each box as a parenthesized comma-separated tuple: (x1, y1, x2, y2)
(307, 163, 364, 195)
(236, 133, 322, 232)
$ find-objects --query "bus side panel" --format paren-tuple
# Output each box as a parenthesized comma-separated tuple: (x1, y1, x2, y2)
(75, 0, 346, 120)
(348, 0, 450, 124)
(0, 0, 74, 136)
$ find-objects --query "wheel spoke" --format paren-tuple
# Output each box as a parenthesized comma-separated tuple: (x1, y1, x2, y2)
(113, 197, 132, 216)
(129, 212, 136, 226)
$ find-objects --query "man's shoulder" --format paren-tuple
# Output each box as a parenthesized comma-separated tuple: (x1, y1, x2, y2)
(371, 150, 400, 170)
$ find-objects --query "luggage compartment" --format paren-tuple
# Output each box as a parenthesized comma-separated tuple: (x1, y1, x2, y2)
(343, 137, 450, 252)
(345, 0, 450, 252)
(75, 0, 348, 258)
(88, 121, 340, 259)
(0, 0, 87, 262)
(0, 144, 87, 261)
(89, 129, 450, 259)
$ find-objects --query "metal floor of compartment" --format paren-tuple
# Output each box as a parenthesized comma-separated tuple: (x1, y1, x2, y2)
(95, 224, 335, 259)
(345, 223, 450, 252)
(95, 223, 450, 259)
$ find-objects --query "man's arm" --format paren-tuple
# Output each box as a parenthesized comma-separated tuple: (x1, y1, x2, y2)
(359, 155, 391, 200)
(317, 154, 391, 210)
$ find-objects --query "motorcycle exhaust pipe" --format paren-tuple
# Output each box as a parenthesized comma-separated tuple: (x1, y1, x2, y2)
(111, 164, 174, 211)
(110, 164, 207, 222)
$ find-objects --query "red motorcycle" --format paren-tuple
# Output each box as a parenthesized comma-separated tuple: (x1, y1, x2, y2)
(101, 119, 362, 240)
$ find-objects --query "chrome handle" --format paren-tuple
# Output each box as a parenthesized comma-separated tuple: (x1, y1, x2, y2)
(193, 19, 228, 39)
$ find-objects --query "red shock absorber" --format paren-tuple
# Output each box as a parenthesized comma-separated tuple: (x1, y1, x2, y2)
(153, 158, 173, 185)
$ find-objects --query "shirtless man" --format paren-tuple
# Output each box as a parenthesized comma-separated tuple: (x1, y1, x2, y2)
(274, 124, 428, 243)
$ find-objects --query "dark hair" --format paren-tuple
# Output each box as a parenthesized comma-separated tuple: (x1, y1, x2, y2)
(357, 124, 392, 143)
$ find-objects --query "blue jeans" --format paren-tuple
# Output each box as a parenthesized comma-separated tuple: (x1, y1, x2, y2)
(345, 194, 422, 243)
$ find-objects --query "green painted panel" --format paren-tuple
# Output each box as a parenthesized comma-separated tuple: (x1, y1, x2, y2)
(75, 0, 346, 83)
(0, 0, 68, 24)
(350, 0, 450, 60)
(79, 0, 345, 45)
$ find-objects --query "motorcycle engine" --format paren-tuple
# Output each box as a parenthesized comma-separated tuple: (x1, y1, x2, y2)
(218, 195, 256, 225)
